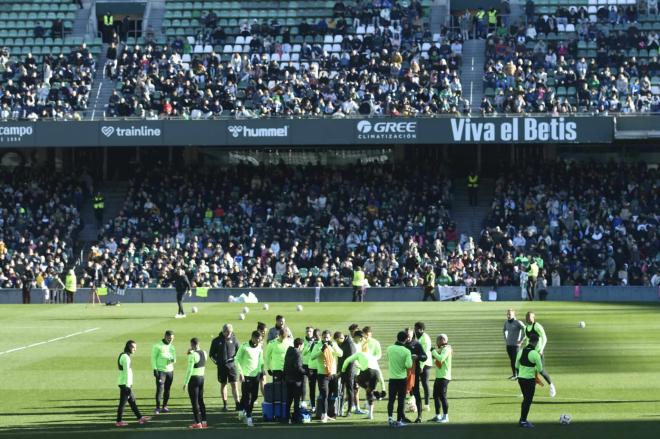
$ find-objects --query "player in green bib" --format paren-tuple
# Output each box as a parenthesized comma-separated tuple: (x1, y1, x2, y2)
(515, 333, 543, 428)
(235, 330, 265, 427)
(183, 338, 207, 429)
(116, 340, 150, 427)
(431, 334, 452, 423)
(414, 322, 433, 411)
(151, 330, 176, 414)
(524, 312, 555, 397)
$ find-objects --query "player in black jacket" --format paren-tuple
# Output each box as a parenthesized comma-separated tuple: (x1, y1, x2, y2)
(405, 327, 428, 423)
(283, 338, 306, 423)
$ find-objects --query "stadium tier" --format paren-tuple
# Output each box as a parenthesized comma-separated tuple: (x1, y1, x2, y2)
(482, 0, 660, 113)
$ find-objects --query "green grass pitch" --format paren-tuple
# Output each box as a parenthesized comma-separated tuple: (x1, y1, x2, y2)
(1, 301, 659, 439)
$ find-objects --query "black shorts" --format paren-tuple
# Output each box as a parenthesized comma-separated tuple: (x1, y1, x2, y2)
(218, 365, 237, 384)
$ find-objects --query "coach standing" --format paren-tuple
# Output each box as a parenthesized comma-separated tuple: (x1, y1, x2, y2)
(183, 337, 208, 429)
(151, 330, 176, 414)
(210, 323, 240, 411)
(503, 309, 525, 379)
(515, 333, 543, 428)
(172, 267, 191, 318)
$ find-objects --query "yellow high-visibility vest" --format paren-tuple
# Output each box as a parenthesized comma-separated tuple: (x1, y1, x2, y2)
(65, 273, 77, 292)
(104, 14, 114, 26)
(468, 175, 479, 188)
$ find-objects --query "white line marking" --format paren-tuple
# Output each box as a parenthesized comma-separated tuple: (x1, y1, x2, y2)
(453, 388, 640, 403)
(91, 82, 103, 120)
(0, 328, 100, 356)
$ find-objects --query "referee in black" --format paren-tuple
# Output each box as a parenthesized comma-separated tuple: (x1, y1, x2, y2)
(172, 267, 191, 318)
(209, 323, 240, 411)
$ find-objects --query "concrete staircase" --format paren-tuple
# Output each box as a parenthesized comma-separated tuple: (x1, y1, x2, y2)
(79, 181, 129, 242)
(146, 0, 167, 38)
(460, 39, 486, 111)
(429, 0, 450, 32)
(71, 0, 94, 36)
(89, 45, 115, 120)
(450, 177, 494, 240)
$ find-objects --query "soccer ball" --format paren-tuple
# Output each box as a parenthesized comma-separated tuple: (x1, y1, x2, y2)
(296, 304, 303, 312)
(578, 321, 586, 328)
(243, 306, 250, 314)
(559, 414, 572, 425)
(239, 313, 245, 320)
(263, 303, 269, 310)
(191, 306, 198, 314)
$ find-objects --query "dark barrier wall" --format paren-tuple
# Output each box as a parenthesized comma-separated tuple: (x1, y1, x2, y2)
(0, 116, 615, 147)
(1, 286, 658, 304)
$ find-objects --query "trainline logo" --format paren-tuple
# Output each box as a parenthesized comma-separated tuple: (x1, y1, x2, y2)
(101, 125, 162, 137)
(227, 125, 289, 138)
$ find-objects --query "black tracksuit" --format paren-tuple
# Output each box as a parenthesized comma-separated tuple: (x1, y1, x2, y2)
(284, 346, 305, 422)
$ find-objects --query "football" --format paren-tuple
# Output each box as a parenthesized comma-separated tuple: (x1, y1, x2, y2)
(296, 304, 303, 312)
(263, 303, 269, 310)
(239, 313, 245, 320)
(243, 306, 250, 314)
(578, 321, 586, 328)
(560, 414, 572, 425)
(191, 306, 198, 313)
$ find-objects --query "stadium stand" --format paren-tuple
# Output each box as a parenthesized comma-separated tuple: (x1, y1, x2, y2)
(0, 169, 83, 288)
(87, 163, 455, 288)
(482, 0, 660, 114)
(480, 160, 658, 287)
(106, 0, 468, 118)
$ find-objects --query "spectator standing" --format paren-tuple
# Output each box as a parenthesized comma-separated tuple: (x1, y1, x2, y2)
(64, 269, 76, 303)
(93, 191, 105, 229)
(467, 171, 479, 206)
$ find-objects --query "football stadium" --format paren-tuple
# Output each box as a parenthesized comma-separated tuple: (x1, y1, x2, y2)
(0, 0, 659, 438)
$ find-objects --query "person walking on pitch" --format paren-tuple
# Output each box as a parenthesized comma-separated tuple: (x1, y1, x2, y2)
(431, 334, 452, 423)
(116, 340, 150, 427)
(524, 312, 556, 396)
(503, 309, 525, 379)
(387, 331, 413, 427)
(172, 267, 191, 318)
(515, 333, 543, 428)
(183, 338, 208, 429)
(151, 330, 176, 414)
(310, 330, 343, 422)
(235, 330, 265, 427)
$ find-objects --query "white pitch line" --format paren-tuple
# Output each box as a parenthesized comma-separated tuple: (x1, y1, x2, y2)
(453, 388, 640, 403)
(0, 327, 100, 356)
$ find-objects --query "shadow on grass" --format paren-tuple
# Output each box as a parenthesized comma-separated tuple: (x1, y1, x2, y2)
(1, 419, 659, 439)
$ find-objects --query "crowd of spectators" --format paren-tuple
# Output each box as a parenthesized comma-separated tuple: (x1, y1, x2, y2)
(0, 44, 95, 121)
(86, 163, 458, 289)
(481, 1, 660, 114)
(480, 160, 659, 287)
(107, 0, 468, 118)
(0, 169, 84, 289)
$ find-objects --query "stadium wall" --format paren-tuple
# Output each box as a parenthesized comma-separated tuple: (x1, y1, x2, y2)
(1, 286, 658, 304)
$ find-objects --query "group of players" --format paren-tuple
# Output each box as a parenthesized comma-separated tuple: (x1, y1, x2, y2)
(116, 310, 553, 429)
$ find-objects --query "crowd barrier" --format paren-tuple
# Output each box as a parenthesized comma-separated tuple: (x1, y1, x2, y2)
(1, 285, 658, 304)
